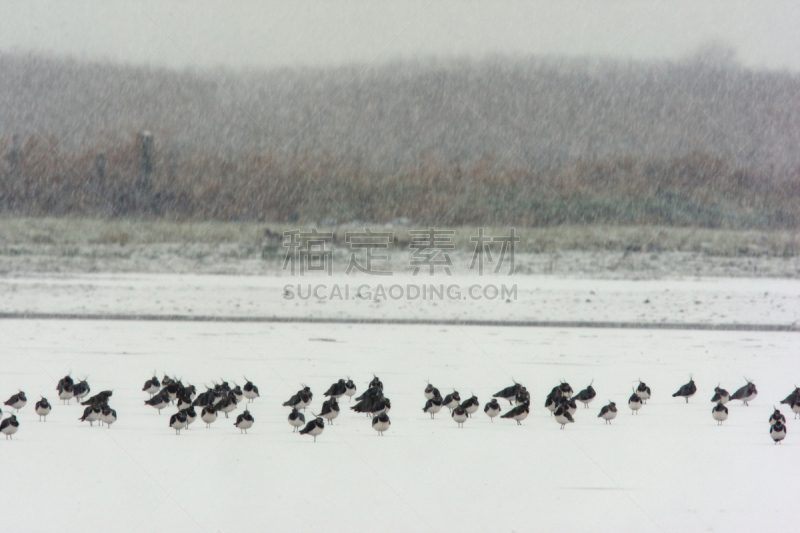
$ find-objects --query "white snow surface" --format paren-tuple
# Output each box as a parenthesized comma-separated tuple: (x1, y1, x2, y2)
(1, 275, 799, 532)
(1, 273, 800, 325)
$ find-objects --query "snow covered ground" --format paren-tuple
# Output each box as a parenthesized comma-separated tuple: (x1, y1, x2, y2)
(1, 303, 799, 532)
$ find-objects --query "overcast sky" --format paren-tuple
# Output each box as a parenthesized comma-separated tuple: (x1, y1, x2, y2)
(1, 0, 799, 71)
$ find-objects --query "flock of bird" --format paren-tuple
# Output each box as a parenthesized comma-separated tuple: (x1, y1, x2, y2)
(2, 373, 799, 444)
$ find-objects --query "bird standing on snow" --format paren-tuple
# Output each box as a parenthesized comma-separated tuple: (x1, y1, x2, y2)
(282, 389, 311, 411)
(324, 379, 347, 400)
(792, 399, 800, 420)
(730, 380, 757, 406)
(484, 399, 501, 422)
(79, 404, 102, 427)
(628, 390, 643, 415)
(770, 421, 787, 444)
(234, 409, 254, 434)
(554, 406, 575, 429)
(779, 386, 800, 408)
(344, 378, 357, 401)
(711, 402, 728, 425)
(372, 413, 390, 436)
(423, 397, 443, 419)
(500, 402, 530, 425)
(1, 415, 19, 439)
(635, 380, 651, 404)
(769, 408, 786, 427)
(288, 409, 305, 432)
(299, 416, 325, 442)
(243, 377, 260, 403)
(101, 406, 117, 428)
(169, 411, 188, 435)
(72, 379, 90, 403)
(4, 391, 27, 412)
(442, 391, 461, 413)
(493, 382, 523, 405)
(424, 383, 437, 400)
(35, 397, 52, 421)
(575, 380, 597, 408)
(145, 391, 170, 414)
(672, 377, 697, 403)
(320, 397, 340, 425)
(142, 374, 161, 397)
(460, 395, 480, 417)
(452, 405, 468, 428)
(710, 385, 730, 404)
(598, 401, 617, 424)
(201, 404, 217, 428)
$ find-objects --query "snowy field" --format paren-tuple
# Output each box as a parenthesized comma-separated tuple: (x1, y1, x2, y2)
(1, 306, 799, 532)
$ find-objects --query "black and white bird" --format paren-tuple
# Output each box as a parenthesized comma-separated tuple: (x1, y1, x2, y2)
(145, 391, 170, 414)
(4, 391, 27, 412)
(57, 375, 75, 404)
(500, 402, 530, 425)
(712, 402, 728, 425)
(424, 383, 437, 400)
(230, 384, 244, 404)
(299, 416, 325, 442)
(82, 390, 113, 407)
(217, 393, 238, 418)
(558, 381, 574, 399)
(423, 397, 443, 419)
(288, 408, 305, 432)
(234, 409, 254, 434)
(344, 378, 357, 401)
(320, 397, 340, 425)
(169, 411, 188, 435)
(514, 388, 531, 406)
(792, 398, 800, 420)
(710, 385, 730, 404)
(484, 399, 501, 422)
(201, 404, 217, 428)
(769, 407, 786, 427)
(369, 375, 383, 390)
(35, 397, 51, 421)
(779, 386, 800, 407)
(635, 380, 651, 404)
(1, 415, 19, 439)
(493, 382, 523, 405)
(558, 396, 578, 416)
(730, 380, 758, 406)
(372, 412, 390, 436)
(628, 390, 643, 415)
(181, 406, 197, 428)
(554, 406, 575, 429)
(770, 421, 787, 444)
(460, 395, 480, 417)
(101, 406, 117, 428)
(324, 379, 347, 399)
(243, 377, 260, 403)
(142, 374, 161, 397)
(672, 377, 697, 403)
(442, 391, 461, 413)
(282, 389, 311, 411)
(575, 380, 597, 408)
(452, 405, 468, 428)
(544, 389, 561, 415)
(72, 379, 90, 402)
(79, 404, 102, 427)
(598, 401, 617, 424)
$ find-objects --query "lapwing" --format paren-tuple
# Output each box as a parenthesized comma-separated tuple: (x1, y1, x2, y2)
(712, 402, 728, 425)
(730, 380, 757, 406)
(79, 404, 102, 427)
(792, 398, 800, 420)
(492, 382, 523, 406)
(553, 406, 575, 429)
(710, 385, 730, 404)
(201, 404, 217, 428)
(423, 397, 443, 419)
(484, 399, 501, 422)
(559, 381, 574, 399)
(442, 391, 461, 413)
(372, 412, 390, 436)
(344, 378, 357, 401)
(320, 397, 340, 425)
(145, 391, 170, 414)
(73, 379, 90, 403)
(283, 389, 311, 411)
(169, 411, 188, 435)
(234, 409, 254, 434)
(628, 389, 643, 415)
(771, 421, 787, 444)
(369, 375, 383, 390)
(143, 374, 161, 397)
(35, 397, 51, 422)
(769, 407, 786, 427)
(672, 377, 697, 403)
(4, 391, 27, 412)
(0, 414, 19, 439)
(598, 401, 617, 424)
(57, 375, 75, 404)
(500, 402, 530, 425)
(424, 382, 436, 400)
(243, 377, 260, 403)
(780, 386, 800, 407)
(460, 395, 480, 418)
(324, 379, 347, 400)
(575, 380, 597, 408)
(299, 416, 325, 442)
(182, 406, 197, 428)
(635, 380, 651, 404)
(288, 408, 305, 432)
(452, 405, 468, 428)
(101, 406, 117, 428)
